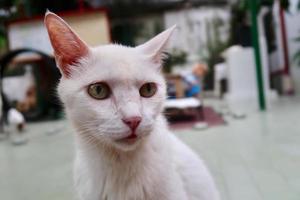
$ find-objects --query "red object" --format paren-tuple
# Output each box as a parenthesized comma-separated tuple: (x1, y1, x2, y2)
(169, 107, 225, 130)
(279, 5, 290, 75)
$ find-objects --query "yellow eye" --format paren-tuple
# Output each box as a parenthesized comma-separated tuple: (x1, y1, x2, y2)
(139, 82, 157, 98)
(88, 82, 110, 100)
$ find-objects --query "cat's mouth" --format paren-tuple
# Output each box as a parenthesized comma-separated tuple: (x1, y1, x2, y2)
(116, 132, 139, 144)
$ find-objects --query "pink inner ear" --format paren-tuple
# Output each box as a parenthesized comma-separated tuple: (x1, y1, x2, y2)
(45, 13, 89, 77)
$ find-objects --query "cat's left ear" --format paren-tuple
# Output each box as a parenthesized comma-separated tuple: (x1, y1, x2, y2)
(136, 25, 176, 64)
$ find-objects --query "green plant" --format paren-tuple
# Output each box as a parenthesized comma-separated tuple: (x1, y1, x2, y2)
(164, 49, 187, 73)
(200, 16, 230, 89)
(202, 17, 229, 66)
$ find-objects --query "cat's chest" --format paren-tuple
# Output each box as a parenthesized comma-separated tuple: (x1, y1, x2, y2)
(101, 166, 160, 200)
(102, 180, 151, 200)
(76, 133, 172, 200)
(88, 155, 170, 200)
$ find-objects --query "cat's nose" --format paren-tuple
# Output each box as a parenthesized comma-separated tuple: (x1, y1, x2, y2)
(122, 116, 142, 131)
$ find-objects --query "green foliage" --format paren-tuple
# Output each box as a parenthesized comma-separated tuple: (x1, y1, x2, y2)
(199, 16, 230, 89)
(201, 17, 229, 70)
(0, 24, 7, 54)
(0, 36, 5, 47)
(164, 49, 187, 73)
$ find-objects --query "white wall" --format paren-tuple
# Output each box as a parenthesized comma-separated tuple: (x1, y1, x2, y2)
(164, 7, 230, 61)
(285, 12, 300, 93)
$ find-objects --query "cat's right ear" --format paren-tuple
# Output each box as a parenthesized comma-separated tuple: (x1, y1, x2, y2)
(136, 25, 176, 65)
(44, 11, 89, 78)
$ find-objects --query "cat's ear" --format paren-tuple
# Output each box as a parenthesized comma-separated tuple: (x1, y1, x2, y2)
(44, 11, 89, 78)
(136, 25, 176, 64)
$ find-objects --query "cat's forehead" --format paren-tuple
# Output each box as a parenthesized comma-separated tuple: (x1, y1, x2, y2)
(92, 45, 151, 68)
(77, 45, 162, 85)
(93, 45, 137, 59)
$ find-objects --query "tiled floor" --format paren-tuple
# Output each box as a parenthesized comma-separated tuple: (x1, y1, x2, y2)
(0, 97, 300, 200)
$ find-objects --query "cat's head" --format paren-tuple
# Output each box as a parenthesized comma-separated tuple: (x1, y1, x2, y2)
(45, 12, 175, 151)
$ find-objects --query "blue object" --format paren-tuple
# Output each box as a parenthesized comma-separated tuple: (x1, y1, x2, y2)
(184, 74, 201, 97)
(186, 85, 201, 97)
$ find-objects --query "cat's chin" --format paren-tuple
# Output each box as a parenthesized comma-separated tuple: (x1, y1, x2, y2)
(112, 139, 142, 152)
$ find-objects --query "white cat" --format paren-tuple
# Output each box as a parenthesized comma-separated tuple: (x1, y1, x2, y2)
(44, 12, 220, 200)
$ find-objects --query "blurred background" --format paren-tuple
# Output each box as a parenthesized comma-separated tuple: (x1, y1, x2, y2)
(0, 0, 300, 199)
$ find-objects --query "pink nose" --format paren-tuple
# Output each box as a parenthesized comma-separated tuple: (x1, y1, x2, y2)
(122, 116, 142, 131)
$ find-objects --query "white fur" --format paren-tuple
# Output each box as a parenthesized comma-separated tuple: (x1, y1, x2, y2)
(46, 13, 220, 199)
(57, 45, 220, 200)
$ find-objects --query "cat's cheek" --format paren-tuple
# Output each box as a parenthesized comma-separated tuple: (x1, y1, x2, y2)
(137, 124, 154, 137)
(140, 109, 160, 132)
(141, 100, 163, 121)
(152, 99, 165, 116)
